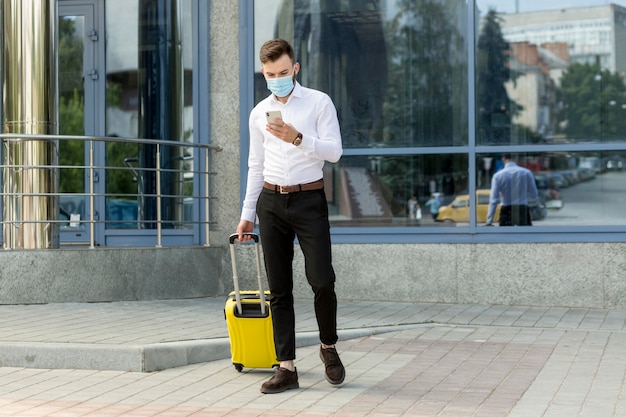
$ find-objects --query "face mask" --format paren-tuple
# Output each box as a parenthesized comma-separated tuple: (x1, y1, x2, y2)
(266, 74, 295, 97)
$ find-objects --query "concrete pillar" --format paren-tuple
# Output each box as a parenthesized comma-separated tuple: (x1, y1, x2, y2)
(1, 0, 59, 249)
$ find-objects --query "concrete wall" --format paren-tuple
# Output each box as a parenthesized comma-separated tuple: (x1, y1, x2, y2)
(0, 247, 226, 304)
(2, 242, 624, 309)
(233, 242, 626, 310)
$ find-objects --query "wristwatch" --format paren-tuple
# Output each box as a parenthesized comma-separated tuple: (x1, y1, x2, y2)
(292, 132, 303, 146)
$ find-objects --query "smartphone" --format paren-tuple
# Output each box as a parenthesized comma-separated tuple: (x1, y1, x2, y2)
(265, 110, 283, 126)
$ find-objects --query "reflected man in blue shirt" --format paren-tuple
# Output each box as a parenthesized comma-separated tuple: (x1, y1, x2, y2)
(486, 154, 539, 226)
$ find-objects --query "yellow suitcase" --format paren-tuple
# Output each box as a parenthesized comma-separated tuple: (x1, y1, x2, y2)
(225, 233, 278, 372)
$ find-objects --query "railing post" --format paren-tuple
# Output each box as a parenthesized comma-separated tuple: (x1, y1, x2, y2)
(89, 139, 95, 248)
(204, 148, 210, 246)
(156, 143, 162, 247)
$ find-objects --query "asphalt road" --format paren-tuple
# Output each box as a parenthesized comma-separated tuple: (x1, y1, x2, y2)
(540, 170, 626, 226)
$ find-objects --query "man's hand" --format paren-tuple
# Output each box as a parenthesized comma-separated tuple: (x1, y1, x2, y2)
(266, 121, 298, 144)
(236, 219, 254, 242)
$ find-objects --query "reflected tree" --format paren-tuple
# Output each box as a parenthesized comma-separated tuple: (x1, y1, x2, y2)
(476, 9, 521, 144)
(380, 0, 466, 207)
(559, 62, 626, 141)
(59, 90, 84, 192)
(385, 0, 464, 147)
(58, 17, 84, 193)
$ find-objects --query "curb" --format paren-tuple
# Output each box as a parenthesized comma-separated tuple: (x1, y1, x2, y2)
(0, 324, 430, 372)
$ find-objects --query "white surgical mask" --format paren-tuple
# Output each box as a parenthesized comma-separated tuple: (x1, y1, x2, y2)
(266, 74, 295, 97)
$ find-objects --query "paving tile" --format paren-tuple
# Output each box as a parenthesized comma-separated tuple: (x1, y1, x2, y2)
(0, 300, 625, 415)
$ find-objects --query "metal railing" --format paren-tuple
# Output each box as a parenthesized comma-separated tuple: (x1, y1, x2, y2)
(0, 133, 222, 249)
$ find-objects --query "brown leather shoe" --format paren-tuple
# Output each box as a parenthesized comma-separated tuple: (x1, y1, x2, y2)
(260, 367, 299, 394)
(319, 346, 345, 385)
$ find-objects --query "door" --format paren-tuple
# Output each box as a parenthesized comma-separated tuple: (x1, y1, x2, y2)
(58, 1, 104, 244)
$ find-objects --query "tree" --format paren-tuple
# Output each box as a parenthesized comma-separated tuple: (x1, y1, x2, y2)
(380, 0, 467, 208)
(476, 9, 521, 144)
(559, 62, 626, 140)
(58, 90, 84, 193)
(58, 17, 85, 194)
(385, 0, 465, 147)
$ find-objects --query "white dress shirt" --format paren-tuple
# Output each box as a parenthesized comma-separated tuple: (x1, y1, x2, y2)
(486, 161, 539, 224)
(240, 82, 343, 223)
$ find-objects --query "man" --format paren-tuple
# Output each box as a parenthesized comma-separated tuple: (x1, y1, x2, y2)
(424, 195, 441, 221)
(236, 39, 344, 394)
(407, 195, 419, 220)
(486, 153, 539, 226)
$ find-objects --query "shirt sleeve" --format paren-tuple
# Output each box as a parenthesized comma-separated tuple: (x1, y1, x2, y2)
(486, 176, 500, 224)
(297, 95, 343, 163)
(527, 171, 539, 201)
(240, 111, 265, 222)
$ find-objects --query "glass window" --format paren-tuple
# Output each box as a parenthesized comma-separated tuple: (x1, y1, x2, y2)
(105, 0, 194, 229)
(476, 1, 626, 145)
(254, 0, 468, 148)
(476, 151, 626, 227)
(59, 15, 86, 223)
(326, 154, 468, 227)
(251, 1, 626, 239)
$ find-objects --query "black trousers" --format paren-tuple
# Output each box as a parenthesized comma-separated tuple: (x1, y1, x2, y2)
(256, 187, 338, 361)
(499, 204, 532, 226)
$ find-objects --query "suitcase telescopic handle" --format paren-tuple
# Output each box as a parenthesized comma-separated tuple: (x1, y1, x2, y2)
(228, 233, 266, 316)
(229, 232, 259, 244)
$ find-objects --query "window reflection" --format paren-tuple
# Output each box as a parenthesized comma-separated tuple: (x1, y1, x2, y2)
(105, 0, 194, 229)
(476, 2, 626, 144)
(477, 152, 626, 226)
(327, 154, 468, 227)
(254, 0, 468, 148)
(253, 1, 626, 233)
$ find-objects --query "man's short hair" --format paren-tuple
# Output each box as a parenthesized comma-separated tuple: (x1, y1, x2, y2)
(502, 153, 512, 160)
(260, 39, 295, 64)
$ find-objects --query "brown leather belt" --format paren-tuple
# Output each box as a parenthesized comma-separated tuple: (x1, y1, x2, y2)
(263, 179, 323, 194)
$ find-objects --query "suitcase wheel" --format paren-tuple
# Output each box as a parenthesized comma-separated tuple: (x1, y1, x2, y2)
(234, 363, 243, 372)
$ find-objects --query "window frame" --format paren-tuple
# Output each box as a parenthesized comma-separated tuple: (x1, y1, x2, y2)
(242, 0, 626, 244)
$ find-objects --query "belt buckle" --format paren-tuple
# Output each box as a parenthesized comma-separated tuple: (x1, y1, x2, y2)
(279, 185, 289, 194)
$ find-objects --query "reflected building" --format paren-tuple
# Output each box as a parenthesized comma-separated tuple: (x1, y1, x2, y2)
(505, 41, 569, 141)
(500, 4, 626, 76)
(494, 4, 626, 142)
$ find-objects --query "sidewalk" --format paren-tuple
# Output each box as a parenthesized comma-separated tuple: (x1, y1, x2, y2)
(0, 298, 624, 416)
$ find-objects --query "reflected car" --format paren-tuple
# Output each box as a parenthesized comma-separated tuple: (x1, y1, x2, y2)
(576, 167, 595, 181)
(604, 156, 623, 172)
(437, 190, 500, 224)
(558, 170, 579, 186)
(530, 197, 547, 220)
(437, 189, 546, 223)
(579, 157, 604, 174)
(534, 173, 563, 210)
(542, 188, 563, 209)
(550, 172, 569, 188)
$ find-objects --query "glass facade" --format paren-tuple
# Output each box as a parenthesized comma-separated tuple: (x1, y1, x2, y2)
(105, 0, 194, 230)
(252, 0, 626, 236)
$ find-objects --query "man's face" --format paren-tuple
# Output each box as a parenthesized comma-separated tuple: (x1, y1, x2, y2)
(261, 54, 298, 80)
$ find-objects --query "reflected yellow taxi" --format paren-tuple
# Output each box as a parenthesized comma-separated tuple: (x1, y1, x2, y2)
(436, 190, 500, 223)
